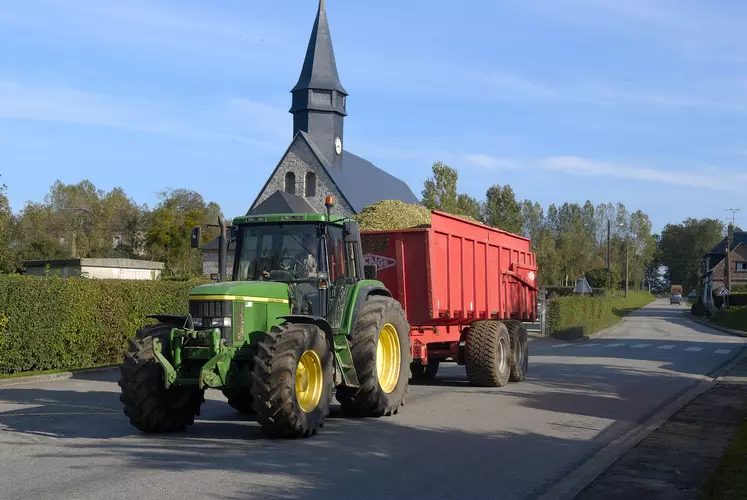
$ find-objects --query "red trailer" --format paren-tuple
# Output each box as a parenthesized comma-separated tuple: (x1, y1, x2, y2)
(361, 210, 538, 386)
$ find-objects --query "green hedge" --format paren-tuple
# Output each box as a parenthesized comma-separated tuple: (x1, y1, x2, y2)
(547, 291, 655, 339)
(0, 275, 205, 374)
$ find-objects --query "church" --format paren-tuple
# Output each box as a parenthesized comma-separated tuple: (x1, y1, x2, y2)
(249, 0, 419, 217)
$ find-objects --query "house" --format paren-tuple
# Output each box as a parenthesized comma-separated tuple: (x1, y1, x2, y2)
(24, 258, 164, 280)
(249, 0, 420, 217)
(702, 225, 747, 311)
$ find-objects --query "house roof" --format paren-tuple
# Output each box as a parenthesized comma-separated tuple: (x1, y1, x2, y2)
(249, 190, 317, 215)
(291, 0, 346, 95)
(706, 230, 747, 257)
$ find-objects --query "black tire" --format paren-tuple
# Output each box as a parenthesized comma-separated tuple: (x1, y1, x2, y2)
(251, 323, 333, 438)
(222, 389, 255, 414)
(504, 320, 529, 382)
(464, 320, 511, 387)
(411, 361, 439, 381)
(336, 296, 411, 417)
(119, 324, 205, 433)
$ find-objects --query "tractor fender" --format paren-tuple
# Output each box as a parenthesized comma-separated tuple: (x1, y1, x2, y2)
(278, 315, 333, 341)
(347, 284, 392, 335)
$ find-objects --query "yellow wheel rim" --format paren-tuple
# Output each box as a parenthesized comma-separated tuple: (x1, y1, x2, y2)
(376, 323, 401, 394)
(296, 350, 323, 413)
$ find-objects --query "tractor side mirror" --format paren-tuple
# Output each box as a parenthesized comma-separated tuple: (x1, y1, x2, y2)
(343, 220, 360, 243)
(364, 265, 377, 280)
(228, 225, 237, 241)
(191, 227, 202, 249)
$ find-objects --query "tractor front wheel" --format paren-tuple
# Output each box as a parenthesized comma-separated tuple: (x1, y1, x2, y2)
(119, 325, 205, 433)
(251, 323, 333, 438)
(336, 296, 411, 417)
(222, 389, 255, 414)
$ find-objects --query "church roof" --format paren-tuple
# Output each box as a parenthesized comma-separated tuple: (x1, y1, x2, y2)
(248, 190, 316, 215)
(291, 0, 347, 95)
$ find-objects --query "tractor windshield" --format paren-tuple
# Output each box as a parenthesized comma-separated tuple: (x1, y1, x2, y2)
(233, 223, 323, 283)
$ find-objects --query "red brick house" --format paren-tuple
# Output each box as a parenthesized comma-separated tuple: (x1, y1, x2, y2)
(703, 242, 747, 311)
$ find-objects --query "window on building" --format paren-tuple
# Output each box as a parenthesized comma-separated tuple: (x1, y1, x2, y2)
(305, 171, 316, 198)
(737, 262, 747, 271)
(284, 171, 296, 194)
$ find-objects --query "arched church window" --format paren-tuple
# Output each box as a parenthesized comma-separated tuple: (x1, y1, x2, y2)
(305, 172, 317, 197)
(285, 171, 296, 195)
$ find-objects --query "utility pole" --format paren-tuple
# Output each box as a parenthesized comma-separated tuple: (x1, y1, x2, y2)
(607, 219, 611, 292)
(725, 223, 733, 308)
(625, 239, 629, 298)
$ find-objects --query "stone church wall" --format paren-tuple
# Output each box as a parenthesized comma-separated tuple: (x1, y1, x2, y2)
(254, 137, 354, 217)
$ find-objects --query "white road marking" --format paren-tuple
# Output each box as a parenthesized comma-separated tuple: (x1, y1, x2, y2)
(685, 347, 703, 352)
(578, 343, 600, 348)
(552, 344, 571, 348)
(605, 343, 625, 348)
(714, 349, 733, 355)
(631, 344, 650, 348)
(658, 345, 676, 350)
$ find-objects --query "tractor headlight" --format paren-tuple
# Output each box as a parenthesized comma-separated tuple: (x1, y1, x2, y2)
(192, 317, 203, 327)
(210, 317, 232, 327)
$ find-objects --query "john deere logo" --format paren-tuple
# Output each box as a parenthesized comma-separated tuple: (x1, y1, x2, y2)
(364, 254, 396, 271)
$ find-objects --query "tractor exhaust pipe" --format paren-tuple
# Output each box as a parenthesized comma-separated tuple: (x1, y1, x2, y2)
(218, 217, 228, 282)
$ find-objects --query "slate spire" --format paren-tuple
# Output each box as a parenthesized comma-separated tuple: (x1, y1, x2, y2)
(290, 0, 347, 166)
(292, 0, 347, 95)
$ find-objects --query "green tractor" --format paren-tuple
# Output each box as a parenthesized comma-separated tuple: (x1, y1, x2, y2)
(118, 197, 411, 438)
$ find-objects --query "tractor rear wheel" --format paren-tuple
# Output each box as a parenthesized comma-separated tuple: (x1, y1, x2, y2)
(222, 389, 255, 414)
(336, 296, 411, 417)
(251, 323, 333, 438)
(464, 320, 511, 387)
(119, 325, 205, 433)
(504, 320, 529, 382)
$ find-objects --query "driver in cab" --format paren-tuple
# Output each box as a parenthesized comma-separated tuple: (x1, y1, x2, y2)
(295, 234, 318, 278)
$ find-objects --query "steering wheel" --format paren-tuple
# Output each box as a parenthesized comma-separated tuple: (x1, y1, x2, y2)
(280, 257, 305, 275)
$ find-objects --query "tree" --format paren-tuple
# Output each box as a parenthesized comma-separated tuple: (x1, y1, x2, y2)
(658, 218, 724, 293)
(456, 193, 483, 221)
(145, 189, 223, 277)
(484, 184, 523, 234)
(421, 161, 459, 214)
(0, 178, 16, 272)
(520, 200, 544, 240)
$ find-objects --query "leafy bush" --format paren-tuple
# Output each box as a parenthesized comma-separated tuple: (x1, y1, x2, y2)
(691, 301, 707, 317)
(711, 306, 747, 333)
(544, 286, 608, 299)
(547, 291, 654, 339)
(0, 275, 204, 374)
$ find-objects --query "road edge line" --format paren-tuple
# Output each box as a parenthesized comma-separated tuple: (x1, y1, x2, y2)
(536, 346, 747, 500)
(0, 366, 118, 388)
(689, 316, 747, 338)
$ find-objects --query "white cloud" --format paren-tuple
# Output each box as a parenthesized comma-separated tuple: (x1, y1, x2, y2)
(465, 153, 744, 193)
(464, 154, 517, 170)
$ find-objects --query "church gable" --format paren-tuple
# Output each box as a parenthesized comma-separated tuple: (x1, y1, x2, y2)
(251, 134, 353, 217)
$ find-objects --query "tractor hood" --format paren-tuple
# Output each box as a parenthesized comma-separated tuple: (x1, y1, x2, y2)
(189, 281, 290, 304)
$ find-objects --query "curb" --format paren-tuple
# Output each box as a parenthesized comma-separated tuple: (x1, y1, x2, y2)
(690, 316, 747, 338)
(0, 366, 118, 388)
(536, 345, 747, 500)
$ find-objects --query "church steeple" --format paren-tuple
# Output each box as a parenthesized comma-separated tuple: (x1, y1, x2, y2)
(290, 0, 347, 166)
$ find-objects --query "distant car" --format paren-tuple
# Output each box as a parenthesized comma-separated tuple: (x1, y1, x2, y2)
(688, 291, 697, 299)
(670, 294, 682, 305)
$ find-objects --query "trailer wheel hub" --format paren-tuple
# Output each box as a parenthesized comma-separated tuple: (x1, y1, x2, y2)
(296, 350, 323, 413)
(376, 323, 401, 394)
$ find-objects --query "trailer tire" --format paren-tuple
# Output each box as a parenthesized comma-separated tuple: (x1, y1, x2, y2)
(337, 296, 411, 417)
(411, 361, 439, 381)
(464, 320, 511, 387)
(504, 320, 529, 382)
(222, 389, 255, 414)
(251, 323, 333, 438)
(119, 326, 205, 433)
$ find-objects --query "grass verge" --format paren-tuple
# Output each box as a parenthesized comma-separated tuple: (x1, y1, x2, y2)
(700, 415, 747, 500)
(711, 307, 747, 333)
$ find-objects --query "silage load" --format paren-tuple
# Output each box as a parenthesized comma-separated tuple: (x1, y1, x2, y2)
(355, 200, 432, 231)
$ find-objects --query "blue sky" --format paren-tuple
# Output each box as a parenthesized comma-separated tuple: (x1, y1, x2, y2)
(1, 0, 746, 232)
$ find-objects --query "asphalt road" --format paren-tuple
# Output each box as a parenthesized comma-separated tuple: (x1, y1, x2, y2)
(1, 299, 744, 500)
